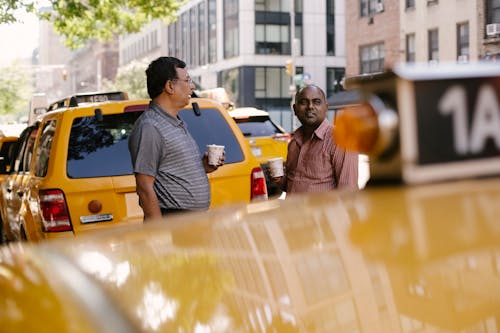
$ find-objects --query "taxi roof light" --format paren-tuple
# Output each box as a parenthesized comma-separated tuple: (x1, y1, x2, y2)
(334, 103, 379, 154)
(48, 91, 128, 111)
(333, 96, 399, 159)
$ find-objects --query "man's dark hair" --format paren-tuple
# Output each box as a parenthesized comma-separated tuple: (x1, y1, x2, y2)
(146, 57, 186, 99)
(295, 84, 326, 101)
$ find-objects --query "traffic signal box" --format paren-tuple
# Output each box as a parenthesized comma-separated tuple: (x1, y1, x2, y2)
(339, 63, 500, 185)
(285, 59, 294, 76)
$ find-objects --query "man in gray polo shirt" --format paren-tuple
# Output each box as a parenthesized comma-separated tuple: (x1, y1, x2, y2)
(128, 57, 223, 221)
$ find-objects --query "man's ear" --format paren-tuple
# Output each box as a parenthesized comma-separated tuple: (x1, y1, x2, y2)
(164, 80, 175, 94)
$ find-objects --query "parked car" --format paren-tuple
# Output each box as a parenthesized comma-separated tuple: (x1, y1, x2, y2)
(0, 133, 18, 183)
(2, 63, 497, 332)
(0, 92, 267, 242)
(0, 125, 38, 242)
(229, 107, 289, 197)
(0, 133, 19, 243)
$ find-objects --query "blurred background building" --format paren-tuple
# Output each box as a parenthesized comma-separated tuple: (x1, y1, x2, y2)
(32, 0, 500, 131)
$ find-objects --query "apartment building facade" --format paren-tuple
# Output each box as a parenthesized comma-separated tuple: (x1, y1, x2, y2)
(119, 0, 347, 131)
(346, 0, 500, 77)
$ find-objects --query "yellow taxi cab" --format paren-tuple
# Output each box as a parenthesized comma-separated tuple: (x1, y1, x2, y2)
(229, 107, 289, 197)
(0, 133, 19, 243)
(0, 133, 18, 183)
(0, 92, 267, 242)
(1, 63, 499, 332)
(0, 125, 38, 242)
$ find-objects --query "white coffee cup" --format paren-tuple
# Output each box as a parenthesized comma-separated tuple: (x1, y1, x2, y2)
(267, 157, 284, 177)
(207, 144, 225, 166)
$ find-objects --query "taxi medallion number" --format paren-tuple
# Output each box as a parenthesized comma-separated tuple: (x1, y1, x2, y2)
(414, 77, 500, 165)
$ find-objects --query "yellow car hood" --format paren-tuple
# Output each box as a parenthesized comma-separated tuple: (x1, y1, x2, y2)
(1, 177, 500, 332)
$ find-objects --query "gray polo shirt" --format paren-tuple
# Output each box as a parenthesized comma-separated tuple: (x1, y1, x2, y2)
(128, 102, 210, 210)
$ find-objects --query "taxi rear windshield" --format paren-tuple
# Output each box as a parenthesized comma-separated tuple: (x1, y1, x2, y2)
(67, 107, 244, 178)
(67, 112, 141, 178)
(234, 116, 284, 137)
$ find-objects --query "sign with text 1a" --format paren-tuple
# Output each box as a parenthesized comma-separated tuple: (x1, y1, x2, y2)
(400, 67, 500, 184)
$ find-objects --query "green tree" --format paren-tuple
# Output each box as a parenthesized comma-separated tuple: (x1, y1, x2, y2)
(1, 0, 185, 49)
(0, 63, 33, 121)
(0, 0, 34, 24)
(101, 59, 149, 100)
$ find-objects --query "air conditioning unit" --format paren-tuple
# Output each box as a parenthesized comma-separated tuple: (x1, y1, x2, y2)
(376, 3, 384, 13)
(486, 23, 500, 37)
(457, 55, 468, 63)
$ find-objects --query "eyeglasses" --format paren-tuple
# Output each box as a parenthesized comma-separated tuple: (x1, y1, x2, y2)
(172, 78, 193, 85)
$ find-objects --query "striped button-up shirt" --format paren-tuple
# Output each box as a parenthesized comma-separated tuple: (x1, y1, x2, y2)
(284, 119, 358, 194)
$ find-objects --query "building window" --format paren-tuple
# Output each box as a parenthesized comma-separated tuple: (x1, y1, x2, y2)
(190, 7, 197, 66)
(326, 0, 335, 55)
(487, 0, 500, 24)
(168, 24, 178, 57)
(256, 0, 289, 11)
(360, 0, 384, 17)
(457, 22, 469, 62)
(255, 0, 303, 56)
(221, 68, 240, 103)
(208, 0, 217, 63)
(255, 67, 289, 98)
(181, 13, 189, 61)
(224, 0, 239, 59)
(406, 0, 415, 9)
(198, 2, 207, 66)
(255, 0, 303, 12)
(326, 68, 345, 97)
(360, 43, 385, 74)
(406, 33, 415, 62)
(256, 24, 289, 54)
(428, 29, 439, 63)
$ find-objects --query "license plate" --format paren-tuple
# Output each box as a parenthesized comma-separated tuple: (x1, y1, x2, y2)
(80, 213, 113, 223)
(251, 146, 262, 157)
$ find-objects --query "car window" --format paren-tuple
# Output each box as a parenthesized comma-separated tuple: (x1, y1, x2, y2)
(11, 133, 28, 173)
(180, 107, 244, 163)
(0, 141, 17, 174)
(233, 116, 283, 137)
(34, 120, 56, 177)
(67, 112, 142, 178)
(11, 126, 38, 173)
(21, 129, 38, 172)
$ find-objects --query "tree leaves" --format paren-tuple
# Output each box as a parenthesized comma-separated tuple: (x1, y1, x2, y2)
(0, 63, 33, 120)
(1, 0, 185, 49)
(101, 59, 149, 100)
(0, 0, 34, 24)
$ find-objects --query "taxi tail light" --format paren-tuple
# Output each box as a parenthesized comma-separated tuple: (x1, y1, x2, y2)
(273, 133, 291, 142)
(39, 189, 72, 232)
(251, 167, 268, 201)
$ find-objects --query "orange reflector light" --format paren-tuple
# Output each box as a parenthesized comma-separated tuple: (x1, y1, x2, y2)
(333, 103, 379, 154)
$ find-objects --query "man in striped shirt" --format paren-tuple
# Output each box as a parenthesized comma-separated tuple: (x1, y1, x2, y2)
(129, 57, 223, 221)
(272, 85, 358, 194)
